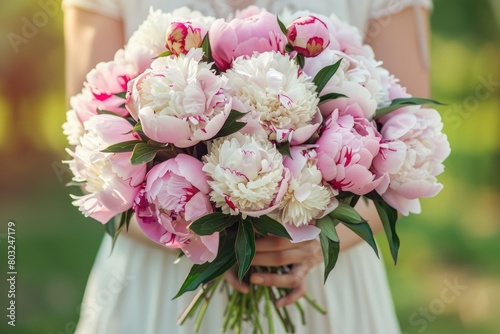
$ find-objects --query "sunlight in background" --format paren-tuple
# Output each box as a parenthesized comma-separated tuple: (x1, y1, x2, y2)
(39, 93, 67, 153)
(0, 97, 9, 150)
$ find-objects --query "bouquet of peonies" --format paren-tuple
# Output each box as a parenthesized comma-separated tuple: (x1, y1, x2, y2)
(63, 6, 450, 333)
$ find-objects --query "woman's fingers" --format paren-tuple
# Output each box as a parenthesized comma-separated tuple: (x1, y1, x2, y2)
(250, 270, 302, 288)
(250, 261, 311, 287)
(250, 263, 310, 307)
(223, 270, 249, 294)
(254, 236, 297, 252)
(252, 240, 322, 266)
(275, 283, 307, 307)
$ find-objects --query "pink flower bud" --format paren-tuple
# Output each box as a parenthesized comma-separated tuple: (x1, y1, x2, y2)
(165, 21, 207, 56)
(287, 16, 330, 57)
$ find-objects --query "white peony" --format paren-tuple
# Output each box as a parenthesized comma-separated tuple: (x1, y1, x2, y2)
(203, 133, 289, 217)
(225, 51, 321, 144)
(62, 110, 84, 146)
(65, 115, 146, 223)
(126, 49, 231, 147)
(280, 147, 338, 227)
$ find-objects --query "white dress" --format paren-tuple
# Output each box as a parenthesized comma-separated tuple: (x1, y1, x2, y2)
(63, 1, 431, 333)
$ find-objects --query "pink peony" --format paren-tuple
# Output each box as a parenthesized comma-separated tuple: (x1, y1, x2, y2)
(165, 20, 208, 56)
(234, 5, 264, 19)
(316, 108, 383, 195)
(374, 107, 450, 215)
(209, 10, 287, 71)
(68, 88, 99, 124)
(135, 154, 218, 264)
(124, 8, 215, 73)
(126, 49, 231, 147)
(286, 16, 330, 57)
(66, 115, 146, 224)
(85, 57, 134, 117)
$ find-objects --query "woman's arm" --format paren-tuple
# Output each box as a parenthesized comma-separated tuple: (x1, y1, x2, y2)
(334, 5, 431, 252)
(65, 7, 164, 248)
(64, 7, 125, 99)
(245, 6, 431, 307)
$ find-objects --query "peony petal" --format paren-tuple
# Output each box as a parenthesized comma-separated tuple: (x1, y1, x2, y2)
(381, 188, 421, 216)
(99, 178, 138, 212)
(381, 113, 417, 140)
(181, 233, 219, 264)
(184, 191, 213, 222)
(176, 154, 211, 194)
(284, 223, 321, 243)
(139, 107, 192, 144)
(71, 194, 116, 224)
(391, 180, 443, 199)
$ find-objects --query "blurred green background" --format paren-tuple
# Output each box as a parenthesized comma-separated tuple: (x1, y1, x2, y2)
(0, 0, 499, 333)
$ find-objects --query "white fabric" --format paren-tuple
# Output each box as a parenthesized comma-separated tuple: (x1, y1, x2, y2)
(62, 0, 432, 40)
(62, 1, 432, 333)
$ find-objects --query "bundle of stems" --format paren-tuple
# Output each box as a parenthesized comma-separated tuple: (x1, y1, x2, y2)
(178, 266, 326, 334)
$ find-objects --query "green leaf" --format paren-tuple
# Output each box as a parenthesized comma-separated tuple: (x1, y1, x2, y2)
(114, 92, 127, 99)
(330, 202, 365, 224)
(130, 143, 159, 165)
(313, 58, 343, 94)
(110, 209, 134, 252)
(296, 54, 305, 69)
(212, 110, 247, 140)
(122, 207, 134, 232)
(96, 108, 122, 117)
(103, 208, 134, 255)
(101, 140, 143, 153)
(347, 195, 361, 208)
(189, 212, 240, 236)
(374, 200, 400, 264)
(319, 93, 348, 104)
(174, 234, 237, 298)
(248, 216, 292, 239)
(201, 34, 212, 63)
(154, 50, 172, 59)
(285, 44, 294, 53)
(277, 142, 292, 158)
(104, 217, 116, 238)
(277, 16, 288, 35)
(235, 221, 256, 281)
(316, 215, 339, 242)
(123, 122, 143, 135)
(375, 97, 446, 119)
(133, 123, 143, 132)
(341, 221, 379, 257)
(319, 232, 340, 283)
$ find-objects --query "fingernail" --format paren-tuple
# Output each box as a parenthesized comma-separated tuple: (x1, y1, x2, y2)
(251, 275, 264, 284)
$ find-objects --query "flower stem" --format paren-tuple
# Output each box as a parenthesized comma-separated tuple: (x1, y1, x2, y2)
(177, 286, 207, 325)
(304, 293, 327, 314)
(263, 286, 274, 334)
(294, 299, 306, 326)
(222, 289, 239, 332)
(249, 285, 264, 334)
(194, 276, 222, 332)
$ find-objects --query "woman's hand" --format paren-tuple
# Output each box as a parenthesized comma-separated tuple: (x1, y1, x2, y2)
(224, 237, 323, 307)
